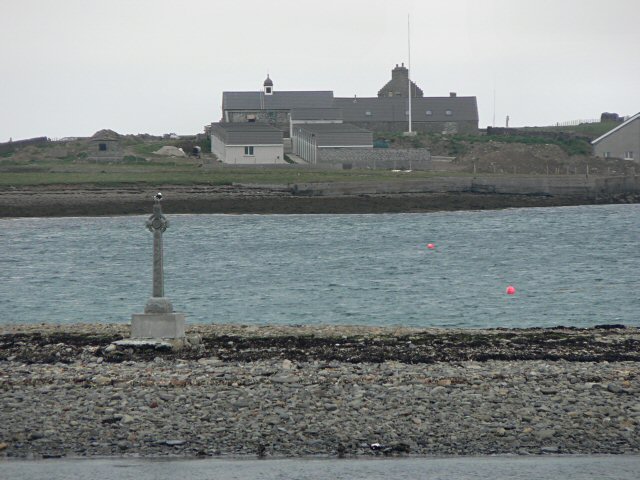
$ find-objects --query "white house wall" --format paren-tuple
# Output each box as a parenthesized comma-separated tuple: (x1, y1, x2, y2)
(223, 145, 285, 164)
(593, 117, 640, 161)
(211, 134, 227, 161)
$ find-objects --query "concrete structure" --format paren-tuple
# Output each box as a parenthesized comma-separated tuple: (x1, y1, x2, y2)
(88, 130, 123, 163)
(317, 147, 432, 170)
(288, 175, 640, 198)
(210, 123, 285, 164)
(291, 123, 372, 164)
(592, 113, 640, 162)
(131, 195, 185, 339)
(220, 67, 479, 136)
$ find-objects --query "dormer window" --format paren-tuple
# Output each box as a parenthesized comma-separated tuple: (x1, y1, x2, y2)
(365, 111, 372, 116)
(445, 110, 453, 116)
(265, 86, 272, 94)
(426, 110, 432, 116)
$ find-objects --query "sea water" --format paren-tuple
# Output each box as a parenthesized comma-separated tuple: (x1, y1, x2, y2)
(1, 204, 638, 328)
(3, 456, 640, 480)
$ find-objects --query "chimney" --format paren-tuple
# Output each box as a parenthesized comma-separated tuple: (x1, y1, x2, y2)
(392, 63, 408, 80)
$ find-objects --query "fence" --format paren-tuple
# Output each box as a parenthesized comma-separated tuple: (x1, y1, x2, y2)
(554, 119, 600, 127)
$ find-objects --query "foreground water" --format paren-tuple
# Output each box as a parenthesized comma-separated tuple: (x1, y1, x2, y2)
(1, 204, 638, 328)
(3, 456, 639, 480)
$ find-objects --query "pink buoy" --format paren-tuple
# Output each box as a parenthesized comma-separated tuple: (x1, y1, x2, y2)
(427, 243, 435, 249)
(506, 285, 516, 295)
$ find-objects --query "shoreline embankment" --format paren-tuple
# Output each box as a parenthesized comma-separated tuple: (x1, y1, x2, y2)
(1, 323, 639, 459)
(0, 174, 639, 217)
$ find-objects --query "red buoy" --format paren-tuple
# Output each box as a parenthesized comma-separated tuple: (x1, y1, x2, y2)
(506, 285, 516, 295)
(427, 243, 435, 249)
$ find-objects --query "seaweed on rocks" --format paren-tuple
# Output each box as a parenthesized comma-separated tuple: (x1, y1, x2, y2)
(1, 325, 638, 365)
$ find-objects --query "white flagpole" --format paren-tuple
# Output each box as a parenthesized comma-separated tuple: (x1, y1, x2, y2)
(408, 13, 412, 133)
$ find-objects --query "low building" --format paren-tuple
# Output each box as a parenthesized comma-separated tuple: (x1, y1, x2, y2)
(592, 113, 640, 161)
(210, 123, 284, 164)
(87, 130, 123, 163)
(292, 123, 373, 164)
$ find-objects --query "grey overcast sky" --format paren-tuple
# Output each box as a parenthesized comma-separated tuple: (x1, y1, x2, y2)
(1, 0, 639, 140)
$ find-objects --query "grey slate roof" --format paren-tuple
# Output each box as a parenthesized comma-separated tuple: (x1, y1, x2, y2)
(223, 91, 334, 110)
(290, 108, 343, 121)
(211, 123, 283, 145)
(334, 96, 479, 122)
(293, 123, 373, 147)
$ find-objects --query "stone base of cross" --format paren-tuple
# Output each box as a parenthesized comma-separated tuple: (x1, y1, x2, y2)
(130, 194, 186, 339)
(131, 310, 185, 338)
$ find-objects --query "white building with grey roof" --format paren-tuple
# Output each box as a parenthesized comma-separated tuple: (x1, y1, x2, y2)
(591, 112, 640, 162)
(210, 123, 285, 164)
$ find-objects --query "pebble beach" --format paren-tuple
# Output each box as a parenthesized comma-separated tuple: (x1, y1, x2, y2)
(1, 323, 639, 459)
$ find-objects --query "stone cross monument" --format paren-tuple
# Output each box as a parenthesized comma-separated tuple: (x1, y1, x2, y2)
(131, 193, 185, 339)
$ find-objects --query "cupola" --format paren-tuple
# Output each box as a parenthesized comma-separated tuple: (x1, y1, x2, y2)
(263, 74, 273, 95)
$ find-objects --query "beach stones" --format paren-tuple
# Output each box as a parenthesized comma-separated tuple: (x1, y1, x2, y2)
(1, 324, 639, 459)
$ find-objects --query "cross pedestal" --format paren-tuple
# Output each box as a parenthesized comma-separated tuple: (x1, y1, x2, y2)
(131, 195, 185, 339)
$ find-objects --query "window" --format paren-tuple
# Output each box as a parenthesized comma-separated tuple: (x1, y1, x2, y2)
(244, 146, 254, 156)
(624, 151, 634, 160)
(604, 152, 610, 158)
(265, 86, 272, 94)
(445, 110, 453, 116)
(98, 143, 107, 151)
(426, 110, 432, 116)
(365, 111, 372, 116)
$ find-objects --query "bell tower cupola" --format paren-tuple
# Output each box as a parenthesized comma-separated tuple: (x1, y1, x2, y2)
(263, 74, 273, 95)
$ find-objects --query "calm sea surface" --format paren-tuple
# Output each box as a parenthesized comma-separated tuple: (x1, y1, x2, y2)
(1, 204, 638, 328)
(3, 456, 640, 480)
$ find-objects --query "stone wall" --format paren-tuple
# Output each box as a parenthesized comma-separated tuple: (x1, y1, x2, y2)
(318, 148, 432, 170)
(0, 137, 49, 155)
(87, 139, 123, 163)
(226, 111, 291, 136)
(486, 127, 591, 142)
(288, 174, 640, 197)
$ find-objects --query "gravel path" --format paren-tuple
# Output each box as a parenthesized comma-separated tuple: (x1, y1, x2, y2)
(1, 324, 639, 459)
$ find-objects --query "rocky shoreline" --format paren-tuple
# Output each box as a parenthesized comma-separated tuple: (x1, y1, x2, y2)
(1, 184, 638, 217)
(1, 323, 639, 459)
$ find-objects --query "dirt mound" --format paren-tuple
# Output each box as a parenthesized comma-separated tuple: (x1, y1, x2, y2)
(154, 146, 186, 157)
(91, 129, 120, 140)
(448, 142, 632, 175)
